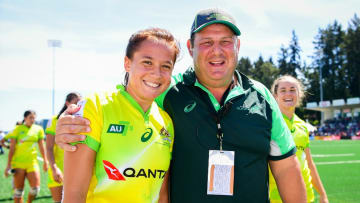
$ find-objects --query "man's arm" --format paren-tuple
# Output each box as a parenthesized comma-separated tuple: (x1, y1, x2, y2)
(55, 104, 90, 151)
(269, 154, 307, 203)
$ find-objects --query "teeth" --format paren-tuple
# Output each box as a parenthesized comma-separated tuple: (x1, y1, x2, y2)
(210, 61, 223, 64)
(145, 81, 160, 88)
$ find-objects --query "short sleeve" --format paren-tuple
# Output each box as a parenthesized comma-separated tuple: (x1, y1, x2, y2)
(269, 100, 296, 160)
(73, 94, 103, 152)
(251, 80, 296, 160)
(302, 122, 310, 149)
(5, 127, 18, 140)
(45, 117, 56, 136)
(38, 127, 45, 140)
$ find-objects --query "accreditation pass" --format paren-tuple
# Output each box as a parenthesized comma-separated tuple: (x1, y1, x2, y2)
(207, 150, 234, 196)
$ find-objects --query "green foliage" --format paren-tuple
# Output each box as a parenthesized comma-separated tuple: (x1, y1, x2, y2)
(237, 14, 360, 104)
(344, 14, 360, 98)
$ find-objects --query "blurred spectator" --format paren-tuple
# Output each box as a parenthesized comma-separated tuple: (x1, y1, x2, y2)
(0, 130, 5, 154)
(315, 116, 360, 138)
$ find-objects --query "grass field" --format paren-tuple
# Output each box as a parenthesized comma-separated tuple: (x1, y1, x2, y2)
(0, 140, 359, 202)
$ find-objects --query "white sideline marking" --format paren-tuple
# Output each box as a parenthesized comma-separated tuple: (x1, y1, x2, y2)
(312, 153, 355, 158)
(316, 160, 360, 165)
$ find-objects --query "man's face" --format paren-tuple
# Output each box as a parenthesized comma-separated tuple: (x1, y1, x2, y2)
(187, 23, 240, 89)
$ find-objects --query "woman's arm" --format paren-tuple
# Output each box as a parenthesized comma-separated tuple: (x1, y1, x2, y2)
(38, 139, 48, 172)
(269, 155, 307, 203)
(63, 144, 96, 203)
(158, 169, 170, 203)
(46, 134, 62, 182)
(305, 148, 329, 203)
(5, 139, 16, 177)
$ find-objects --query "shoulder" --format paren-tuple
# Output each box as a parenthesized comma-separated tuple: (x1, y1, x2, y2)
(249, 79, 273, 101)
(33, 124, 43, 130)
(293, 114, 309, 133)
(77, 90, 121, 112)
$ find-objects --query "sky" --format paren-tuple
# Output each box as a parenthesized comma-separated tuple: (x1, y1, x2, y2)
(0, 0, 359, 131)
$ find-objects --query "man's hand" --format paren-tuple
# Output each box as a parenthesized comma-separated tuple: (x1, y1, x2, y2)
(55, 104, 90, 152)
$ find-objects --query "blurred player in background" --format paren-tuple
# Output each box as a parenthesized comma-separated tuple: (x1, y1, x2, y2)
(5, 110, 48, 203)
(46, 92, 81, 203)
(269, 75, 329, 203)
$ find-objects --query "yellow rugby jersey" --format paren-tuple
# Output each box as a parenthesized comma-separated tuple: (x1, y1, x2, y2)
(74, 85, 174, 203)
(6, 124, 45, 166)
(45, 116, 64, 170)
(269, 114, 314, 202)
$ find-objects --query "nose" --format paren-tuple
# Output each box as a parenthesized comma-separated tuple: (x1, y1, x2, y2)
(211, 43, 223, 56)
(152, 65, 162, 78)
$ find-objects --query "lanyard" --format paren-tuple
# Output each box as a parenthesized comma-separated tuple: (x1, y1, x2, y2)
(216, 120, 224, 152)
(214, 101, 233, 152)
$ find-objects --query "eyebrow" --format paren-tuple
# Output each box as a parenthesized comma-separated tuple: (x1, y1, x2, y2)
(279, 86, 296, 89)
(142, 56, 173, 65)
(199, 36, 234, 40)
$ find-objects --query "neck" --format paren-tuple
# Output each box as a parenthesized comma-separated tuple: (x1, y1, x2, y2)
(281, 107, 295, 120)
(125, 86, 152, 113)
(207, 86, 228, 103)
(198, 75, 236, 103)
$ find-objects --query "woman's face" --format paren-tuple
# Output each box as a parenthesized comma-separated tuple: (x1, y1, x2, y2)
(275, 80, 299, 111)
(124, 39, 175, 106)
(24, 113, 36, 127)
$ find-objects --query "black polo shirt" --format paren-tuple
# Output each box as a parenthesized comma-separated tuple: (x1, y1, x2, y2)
(156, 68, 295, 202)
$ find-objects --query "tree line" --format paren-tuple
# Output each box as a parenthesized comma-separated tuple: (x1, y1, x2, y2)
(236, 14, 360, 105)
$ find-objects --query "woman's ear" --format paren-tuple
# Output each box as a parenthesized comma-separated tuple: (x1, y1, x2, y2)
(124, 56, 131, 72)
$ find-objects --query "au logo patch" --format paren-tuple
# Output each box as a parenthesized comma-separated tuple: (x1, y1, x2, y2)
(107, 121, 130, 135)
(107, 124, 125, 134)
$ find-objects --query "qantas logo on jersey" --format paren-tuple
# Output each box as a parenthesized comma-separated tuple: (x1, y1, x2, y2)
(103, 160, 126, 181)
(102, 160, 167, 181)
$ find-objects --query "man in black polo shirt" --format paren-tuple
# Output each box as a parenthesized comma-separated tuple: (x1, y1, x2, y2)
(56, 8, 306, 203)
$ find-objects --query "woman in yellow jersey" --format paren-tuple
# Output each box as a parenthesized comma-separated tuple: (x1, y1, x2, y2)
(63, 28, 180, 203)
(46, 92, 81, 203)
(269, 75, 329, 203)
(4, 110, 48, 203)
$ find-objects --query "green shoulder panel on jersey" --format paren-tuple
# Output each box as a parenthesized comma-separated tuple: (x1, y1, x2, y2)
(248, 79, 295, 158)
(73, 135, 100, 152)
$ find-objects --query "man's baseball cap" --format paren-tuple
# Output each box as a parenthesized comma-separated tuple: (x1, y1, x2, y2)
(190, 8, 241, 37)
